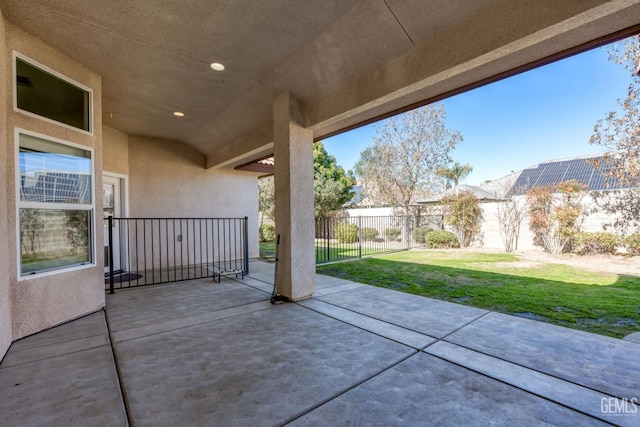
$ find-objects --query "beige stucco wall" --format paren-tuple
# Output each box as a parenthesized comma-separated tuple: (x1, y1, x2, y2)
(477, 202, 539, 251)
(478, 193, 631, 252)
(0, 9, 12, 358)
(103, 125, 129, 176)
(6, 24, 105, 340)
(128, 135, 259, 258)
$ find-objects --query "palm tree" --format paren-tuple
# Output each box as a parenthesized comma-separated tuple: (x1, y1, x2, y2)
(436, 162, 473, 189)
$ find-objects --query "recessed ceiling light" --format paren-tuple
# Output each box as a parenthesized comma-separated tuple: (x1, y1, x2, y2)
(210, 62, 225, 71)
(173, 111, 184, 117)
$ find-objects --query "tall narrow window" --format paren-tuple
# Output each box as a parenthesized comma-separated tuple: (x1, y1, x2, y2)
(15, 55, 91, 133)
(18, 132, 94, 276)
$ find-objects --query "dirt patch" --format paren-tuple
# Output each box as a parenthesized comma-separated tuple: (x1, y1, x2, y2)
(455, 247, 640, 277)
(515, 251, 640, 277)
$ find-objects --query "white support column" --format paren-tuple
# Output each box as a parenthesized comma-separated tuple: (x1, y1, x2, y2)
(273, 92, 315, 301)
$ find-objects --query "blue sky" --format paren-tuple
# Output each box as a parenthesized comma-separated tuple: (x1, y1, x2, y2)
(324, 43, 630, 185)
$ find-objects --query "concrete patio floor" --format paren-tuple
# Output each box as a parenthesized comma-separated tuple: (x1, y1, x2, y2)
(1, 261, 639, 426)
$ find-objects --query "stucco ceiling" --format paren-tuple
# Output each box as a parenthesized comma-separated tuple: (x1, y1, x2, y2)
(2, 1, 640, 168)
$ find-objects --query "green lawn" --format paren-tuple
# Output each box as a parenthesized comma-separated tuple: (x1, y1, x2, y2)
(316, 250, 640, 338)
(259, 241, 400, 262)
(22, 253, 90, 274)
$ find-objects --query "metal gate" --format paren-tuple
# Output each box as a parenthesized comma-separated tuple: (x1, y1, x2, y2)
(106, 217, 249, 292)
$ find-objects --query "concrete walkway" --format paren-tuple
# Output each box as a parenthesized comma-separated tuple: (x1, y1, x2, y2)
(1, 261, 639, 426)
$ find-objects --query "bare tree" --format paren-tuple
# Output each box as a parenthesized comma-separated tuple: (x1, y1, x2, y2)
(494, 181, 527, 252)
(589, 35, 640, 232)
(354, 104, 462, 213)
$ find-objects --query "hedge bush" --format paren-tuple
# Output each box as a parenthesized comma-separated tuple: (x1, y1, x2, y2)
(361, 227, 379, 242)
(572, 232, 620, 255)
(259, 224, 276, 242)
(425, 230, 459, 249)
(384, 227, 402, 241)
(625, 233, 640, 256)
(413, 226, 433, 244)
(336, 222, 358, 243)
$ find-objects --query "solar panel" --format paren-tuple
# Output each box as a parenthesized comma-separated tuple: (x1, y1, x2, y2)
(20, 171, 91, 203)
(567, 159, 593, 188)
(508, 168, 544, 196)
(504, 156, 630, 196)
(535, 162, 566, 187)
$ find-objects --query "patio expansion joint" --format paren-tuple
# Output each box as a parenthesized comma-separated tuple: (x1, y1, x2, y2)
(424, 343, 627, 426)
(279, 350, 421, 427)
(103, 308, 134, 427)
(440, 333, 630, 401)
(435, 310, 637, 403)
(296, 299, 433, 350)
(230, 276, 273, 294)
(424, 309, 493, 348)
(308, 296, 447, 340)
(0, 337, 111, 370)
(109, 299, 272, 344)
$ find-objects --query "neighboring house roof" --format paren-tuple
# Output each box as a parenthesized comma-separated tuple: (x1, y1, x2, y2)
(417, 184, 504, 205)
(504, 155, 632, 197)
(419, 154, 635, 205)
(235, 156, 274, 175)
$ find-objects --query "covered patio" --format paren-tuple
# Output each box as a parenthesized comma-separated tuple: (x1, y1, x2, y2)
(2, 261, 638, 426)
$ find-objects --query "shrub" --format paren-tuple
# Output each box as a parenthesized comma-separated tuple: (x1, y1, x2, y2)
(526, 180, 586, 254)
(336, 222, 358, 243)
(624, 233, 640, 256)
(361, 227, 379, 242)
(425, 230, 460, 249)
(413, 226, 433, 244)
(384, 227, 402, 241)
(259, 224, 276, 242)
(442, 191, 483, 247)
(572, 232, 620, 255)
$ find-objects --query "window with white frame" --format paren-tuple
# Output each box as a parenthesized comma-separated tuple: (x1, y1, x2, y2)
(18, 132, 94, 276)
(15, 54, 92, 133)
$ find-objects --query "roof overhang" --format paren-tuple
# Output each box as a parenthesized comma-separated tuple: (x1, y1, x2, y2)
(3, 1, 639, 168)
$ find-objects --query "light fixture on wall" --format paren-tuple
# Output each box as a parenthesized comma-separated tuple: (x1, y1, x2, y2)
(210, 62, 225, 71)
(173, 111, 185, 117)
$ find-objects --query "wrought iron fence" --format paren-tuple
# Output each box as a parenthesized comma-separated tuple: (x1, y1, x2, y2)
(314, 214, 443, 264)
(106, 217, 249, 293)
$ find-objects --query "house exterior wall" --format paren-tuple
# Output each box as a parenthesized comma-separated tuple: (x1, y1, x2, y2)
(1, 28, 260, 360)
(0, 9, 12, 358)
(103, 125, 129, 175)
(343, 207, 395, 217)
(125, 135, 259, 259)
(4, 23, 105, 341)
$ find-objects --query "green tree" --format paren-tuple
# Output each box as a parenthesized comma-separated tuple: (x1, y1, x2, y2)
(441, 191, 483, 247)
(20, 209, 44, 256)
(65, 210, 89, 255)
(258, 176, 276, 226)
(258, 142, 356, 220)
(436, 162, 473, 189)
(313, 141, 356, 216)
(589, 35, 640, 231)
(354, 104, 462, 212)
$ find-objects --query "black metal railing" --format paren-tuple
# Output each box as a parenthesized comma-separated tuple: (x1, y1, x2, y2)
(107, 217, 249, 293)
(314, 215, 443, 264)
